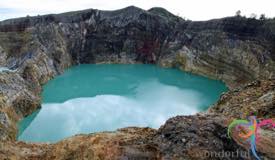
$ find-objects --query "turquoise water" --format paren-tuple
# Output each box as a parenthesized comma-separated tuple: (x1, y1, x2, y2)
(17, 64, 227, 142)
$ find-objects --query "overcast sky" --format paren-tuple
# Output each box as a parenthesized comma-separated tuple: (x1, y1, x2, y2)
(0, 0, 274, 21)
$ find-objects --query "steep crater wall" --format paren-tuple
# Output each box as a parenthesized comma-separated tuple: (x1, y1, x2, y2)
(0, 6, 275, 159)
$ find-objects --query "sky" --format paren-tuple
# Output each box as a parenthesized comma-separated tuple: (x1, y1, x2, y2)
(0, 0, 274, 21)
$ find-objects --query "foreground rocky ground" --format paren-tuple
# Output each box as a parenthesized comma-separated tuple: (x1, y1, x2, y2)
(0, 6, 274, 160)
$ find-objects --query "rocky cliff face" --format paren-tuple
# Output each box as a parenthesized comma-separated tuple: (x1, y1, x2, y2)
(1, 6, 275, 87)
(0, 6, 274, 160)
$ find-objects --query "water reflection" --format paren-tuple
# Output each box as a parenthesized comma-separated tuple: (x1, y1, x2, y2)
(18, 64, 227, 142)
(17, 110, 40, 137)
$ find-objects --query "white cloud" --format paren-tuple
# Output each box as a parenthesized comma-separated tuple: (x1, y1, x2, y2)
(0, 0, 275, 21)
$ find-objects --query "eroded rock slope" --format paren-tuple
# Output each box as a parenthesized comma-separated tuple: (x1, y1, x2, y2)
(0, 6, 274, 160)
